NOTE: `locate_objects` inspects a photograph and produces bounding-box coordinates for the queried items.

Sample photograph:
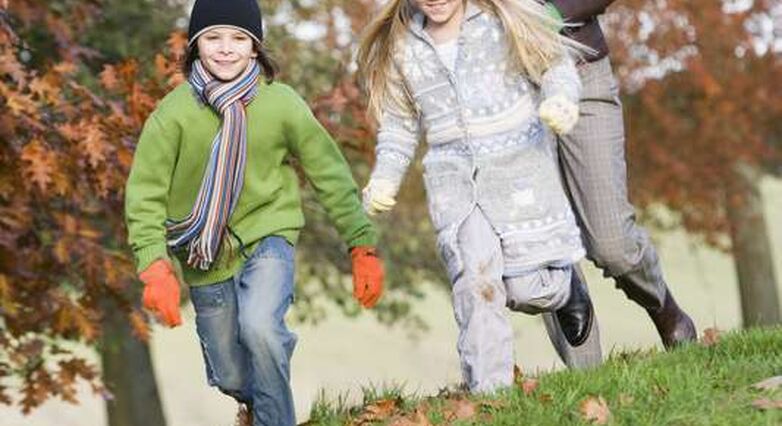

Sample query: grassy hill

[305,327,782,425]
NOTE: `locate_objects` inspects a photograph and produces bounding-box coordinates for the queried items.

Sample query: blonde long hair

[357,0,587,120]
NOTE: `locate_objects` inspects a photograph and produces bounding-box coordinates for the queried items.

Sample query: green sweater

[125,80,377,286]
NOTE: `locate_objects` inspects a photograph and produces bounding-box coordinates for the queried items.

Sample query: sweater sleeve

[368,62,421,195]
[540,52,582,104]
[124,111,180,273]
[283,87,378,248]
[548,0,617,23]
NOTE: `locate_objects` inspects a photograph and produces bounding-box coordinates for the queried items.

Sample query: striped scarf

[166,59,261,270]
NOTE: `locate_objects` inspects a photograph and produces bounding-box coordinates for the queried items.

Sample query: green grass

[304,327,782,425]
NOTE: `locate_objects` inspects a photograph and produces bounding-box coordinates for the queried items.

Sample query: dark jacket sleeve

[550,0,617,22]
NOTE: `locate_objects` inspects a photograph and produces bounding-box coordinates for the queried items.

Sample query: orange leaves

[129,310,151,342]
[388,408,433,426]
[441,398,477,421]
[4,90,37,116]
[701,327,721,347]
[514,364,540,396]
[0,50,27,84]
[51,61,77,77]
[52,294,99,343]
[27,76,60,105]
[20,139,58,192]
[81,122,109,169]
[0,0,160,413]
[353,397,401,425]
[99,64,120,91]
[580,395,612,424]
[166,31,188,59]
[15,354,100,414]
[607,0,782,246]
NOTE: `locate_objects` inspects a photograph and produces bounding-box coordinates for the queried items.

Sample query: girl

[124,0,384,424]
[358,0,595,392]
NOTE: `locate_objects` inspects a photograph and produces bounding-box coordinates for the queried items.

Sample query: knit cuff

[347,232,379,250]
[134,243,170,275]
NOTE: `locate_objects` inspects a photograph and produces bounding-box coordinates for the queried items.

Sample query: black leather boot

[647,290,697,350]
[555,270,595,347]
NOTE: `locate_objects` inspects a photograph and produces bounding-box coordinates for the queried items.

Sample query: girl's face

[413,0,464,26]
[196,27,257,81]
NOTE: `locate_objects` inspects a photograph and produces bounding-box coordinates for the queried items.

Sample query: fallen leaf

[752,376,782,392]
[354,398,398,424]
[388,408,432,426]
[701,327,720,347]
[521,378,539,395]
[452,398,477,419]
[442,398,477,421]
[538,393,553,404]
[580,396,610,425]
[752,398,782,411]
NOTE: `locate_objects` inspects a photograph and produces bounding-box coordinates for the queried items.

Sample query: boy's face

[197,27,257,81]
[413,0,464,26]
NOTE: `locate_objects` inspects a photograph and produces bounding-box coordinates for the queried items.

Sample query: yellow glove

[539,94,580,135]
[362,178,397,216]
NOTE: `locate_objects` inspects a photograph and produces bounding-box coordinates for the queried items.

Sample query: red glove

[140,259,182,327]
[350,246,384,308]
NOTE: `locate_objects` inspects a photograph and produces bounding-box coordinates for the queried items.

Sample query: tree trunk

[100,298,167,426]
[725,162,781,327]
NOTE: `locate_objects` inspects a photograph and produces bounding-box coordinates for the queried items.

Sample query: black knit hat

[188,0,264,46]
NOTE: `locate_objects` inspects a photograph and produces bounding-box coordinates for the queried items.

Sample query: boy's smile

[197,26,258,81]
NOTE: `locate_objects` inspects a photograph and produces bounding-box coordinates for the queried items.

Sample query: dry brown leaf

[752,376,782,392]
[166,31,188,57]
[354,398,398,424]
[442,398,477,421]
[52,61,77,76]
[452,398,477,419]
[752,398,782,411]
[701,327,721,347]
[129,310,151,342]
[521,378,539,395]
[21,139,57,191]
[388,408,432,426]
[580,396,611,425]
[99,65,119,91]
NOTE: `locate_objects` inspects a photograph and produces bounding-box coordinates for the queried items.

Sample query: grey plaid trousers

[558,57,668,310]
[542,57,673,370]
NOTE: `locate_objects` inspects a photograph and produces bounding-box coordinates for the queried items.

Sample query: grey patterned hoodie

[369,2,585,278]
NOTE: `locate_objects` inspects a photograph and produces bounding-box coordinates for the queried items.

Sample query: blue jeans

[189,236,297,426]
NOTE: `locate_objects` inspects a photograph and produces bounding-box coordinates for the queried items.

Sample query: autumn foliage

[1,0,779,414]
[604,0,782,245]
[0,1,186,411]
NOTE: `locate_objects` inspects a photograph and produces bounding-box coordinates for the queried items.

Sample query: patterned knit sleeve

[368,62,421,194]
[540,52,582,104]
